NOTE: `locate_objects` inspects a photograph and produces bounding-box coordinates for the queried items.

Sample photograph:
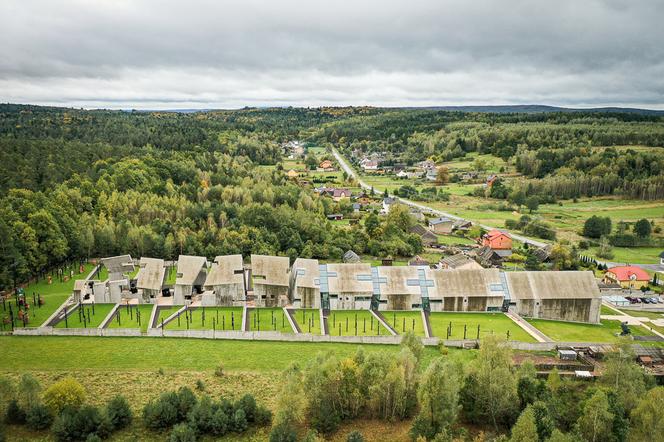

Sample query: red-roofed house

[604,266,650,289]
[481,230,512,251]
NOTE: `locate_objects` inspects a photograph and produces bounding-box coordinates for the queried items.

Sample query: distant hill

[413,104,664,115]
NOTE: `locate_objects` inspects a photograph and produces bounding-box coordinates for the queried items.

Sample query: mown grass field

[327,310,383,336]
[165,307,243,331]
[54,303,116,328]
[248,308,293,333]
[106,304,156,332]
[619,309,664,320]
[429,312,535,342]
[292,308,323,334]
[383,311,426,336]
[527,318,656,343]
[154,305,181,327]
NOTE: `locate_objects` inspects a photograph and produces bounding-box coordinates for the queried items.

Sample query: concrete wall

[254,285,289,307]
[386,294,414,310]
[296,287,320,309]
[212,283,245,306]
[331,293,371,310]
[516,298,600,324]
[173,284,190,304]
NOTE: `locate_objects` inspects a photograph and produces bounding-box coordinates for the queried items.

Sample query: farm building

[319,159,335,171]
[290,258,321,308]
[251,254,290,307]
[428,268,506,312]
[452,219,473,232]
[506,271,601,323]
[438,254,483,270]
[173,255,207,304]
[322,263,374,310]
[428,216,455,234]
[603,265,650,289]
[136,257,166,303]
[409,224,438,246]
[203,255,245,306]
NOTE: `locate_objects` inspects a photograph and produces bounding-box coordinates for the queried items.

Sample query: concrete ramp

[505,311,552,343]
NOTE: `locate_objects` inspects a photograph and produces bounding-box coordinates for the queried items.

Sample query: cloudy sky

[1,0,663,109]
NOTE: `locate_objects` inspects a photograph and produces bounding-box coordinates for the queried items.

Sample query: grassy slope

[327,310,385,336]
[383,311,426,336]
[292,309,323,335]
[106,304,156,332]
[429,312,535,342]
[165,307,243,331]
[54,303,117,328]
[527,318,656,343]
[248,308,293,333]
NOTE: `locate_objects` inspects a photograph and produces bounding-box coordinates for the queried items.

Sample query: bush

[236,394,257,422]
[310,399,340,435]
[187,396,215,435]
[169,423,197,442]
[43,378,86,414]
[52,405,110,442]
[254,405,273,426]
[106,395,132,430]
[231,408,248,433]
[347,430,365,442]
[195,379,205,391]
[143,394,179,430]
[26,404,53,430]
[5,399,26,425]
[214,364,224,377]
[176,387,197,421]
[209,409,229,436]
[269,421,298,442]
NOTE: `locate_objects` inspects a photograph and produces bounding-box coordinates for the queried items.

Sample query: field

[247,308,293,333]
[327,310,384,336]
[106,304,156,332]
[619,309,664,320]
[526,318,657,343]
[54,303,117,328]
[428,312,535,342]
[292,308,323,334]
[383,311,426,336]
[164,307,243,331]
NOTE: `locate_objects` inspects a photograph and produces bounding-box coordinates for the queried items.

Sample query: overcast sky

[1,0,663,109]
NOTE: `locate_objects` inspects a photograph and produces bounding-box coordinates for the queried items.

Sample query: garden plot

[105,304,155,332]
[382,311,427,336]
[247,308,293,333]
[54,303,117,328]
[291,309,322,334]
[327,310,385,337]
[164,307,243,331]
[428,312,535,342]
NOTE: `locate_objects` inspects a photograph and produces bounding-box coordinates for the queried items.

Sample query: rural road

[331,148,548,248]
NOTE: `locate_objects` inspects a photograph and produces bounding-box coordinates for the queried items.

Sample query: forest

[1,104,663,290]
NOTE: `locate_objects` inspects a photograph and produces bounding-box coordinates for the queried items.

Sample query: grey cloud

[1,0,663,109]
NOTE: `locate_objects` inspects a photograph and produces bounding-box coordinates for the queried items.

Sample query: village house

[485,174,498,187]
[382,196,397,214]
[317,187,351,201]
[425,167,438,181]
[286,169,299,179]
[481,229,512,256]
[360,159,379,171]
[318,159,335,171]
[396,170,423,179]
[409,224,438,246]
[473,246,504,267]
[603,265,651,290]
[326,213,344,221]
[452,219,473,232]
[428,216,455,234]
[461,171,479,181]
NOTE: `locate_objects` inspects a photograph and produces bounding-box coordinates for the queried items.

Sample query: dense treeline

[0,105,426,291]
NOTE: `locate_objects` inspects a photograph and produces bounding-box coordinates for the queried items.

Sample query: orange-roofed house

[481,230,512,255]
[319,160,335,171]
[604,266,650,289]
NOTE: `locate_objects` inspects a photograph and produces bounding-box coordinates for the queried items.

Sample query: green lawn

[248,308,293,333]
[154,306,181,328]
[601,304,622,316]
[0,336,469,372]
[588,246,663,265]
[292,309,322,335]
[106,304,156,332]
[383,311,426,336]
[527,319,656,343]
[619,309,664,320]
[164,307,243,331]
[6,263,98,328]
[429,312,535,342]
[54,303,117,328]
[327,310,383,336]
[164,266,177,285]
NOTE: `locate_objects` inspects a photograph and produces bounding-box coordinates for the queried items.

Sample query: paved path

[505,310,552,342]
[332,148,548,247]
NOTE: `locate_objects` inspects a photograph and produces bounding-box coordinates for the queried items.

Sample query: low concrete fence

[9,327,618,350]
